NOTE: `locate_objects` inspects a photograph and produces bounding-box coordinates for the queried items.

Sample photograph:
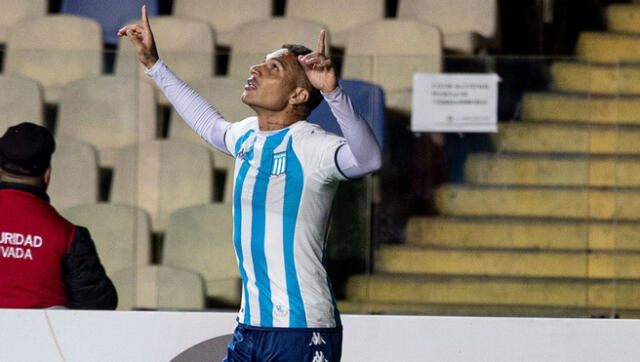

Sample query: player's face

[241,49,302,112]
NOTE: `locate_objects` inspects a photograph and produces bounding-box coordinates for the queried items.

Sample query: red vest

[0,189,76,308]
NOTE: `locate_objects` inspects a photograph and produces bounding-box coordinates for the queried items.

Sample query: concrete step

[376,246,640,278]
[607,5,640,34]
[523,92,640,124]
[338,301,640,318]
[406,217,640,250]
[346,274,640,308]
[550,62,640,95]
[435,184,640,220]
[465,153,640,187]
[576,32,640,63]
[496,122,640,154]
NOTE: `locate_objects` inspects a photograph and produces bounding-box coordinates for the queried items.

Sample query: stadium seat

[0,75,43,131]
[168,76,249,202]
[397,0,498,54]
[60,203,152,276]
[116,16,216,105]
[60,0,159,45]
[285,0,385,47]
[5,15,102,103]
[111,265,205,310]
[308,79,385,146]
[49,138,99,210]
[342,19,442,112]
[163,203,241,305]
[0,0,47,45]
[227,18,329,78]
[56,76,157,167]
[173,0,272,46]
[110,140,214,232]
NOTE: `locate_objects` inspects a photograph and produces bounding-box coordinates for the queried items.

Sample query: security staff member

[0,122,117,309]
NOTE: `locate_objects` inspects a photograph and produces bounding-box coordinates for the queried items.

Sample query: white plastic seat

[398,0,498,54]
[285,0,385,47]
[0,76,43,131]
[60,203,152,276]
[56,76,157,167]
[342,19,442,111]
[173,0,272,46]
[228,18,328,78]
[116,16,216,105]
[163,203,240,305]
[111,265,206,310]
[110,140,214,232]
[0,0,47,44]
[49,138,99,210]
[5,15,102,103]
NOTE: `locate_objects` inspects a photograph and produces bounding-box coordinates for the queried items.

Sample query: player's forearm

[145,59,230,153]
[322,87,382,178]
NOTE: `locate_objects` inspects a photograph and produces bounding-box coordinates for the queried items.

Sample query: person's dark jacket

[0,182,117,309]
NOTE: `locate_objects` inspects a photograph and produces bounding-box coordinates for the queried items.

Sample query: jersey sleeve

[224,117,258,157]
[296,126,347,183]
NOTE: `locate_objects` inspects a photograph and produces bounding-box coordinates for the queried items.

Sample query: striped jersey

[224,116,347,329]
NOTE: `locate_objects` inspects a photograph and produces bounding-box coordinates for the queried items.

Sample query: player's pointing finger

[316,30,326,55]
[142,5,150,29]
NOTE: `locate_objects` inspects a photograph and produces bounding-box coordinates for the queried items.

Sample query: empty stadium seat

[111,265,205,310]
[285,0,385,47]
[398,0,498,54]
[342,19,442,112]
[49,138,99,210]
[60,203,152,276]
[110,140,214,232]
[228,18,328,78]
[60,0,159,45]
[163,203,240,305]
[168,76,249,201]
[56,76,157,167]
[0,0,47,45]
[0,76,43,131]
[5,15,102,103]
[308,79,385,146]
[116,16,216,105]
[173,0,272,46]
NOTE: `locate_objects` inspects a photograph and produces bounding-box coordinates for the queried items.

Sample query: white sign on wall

[411,73,500,133]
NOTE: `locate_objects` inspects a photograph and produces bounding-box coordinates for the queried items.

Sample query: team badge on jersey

[272,152,287,175]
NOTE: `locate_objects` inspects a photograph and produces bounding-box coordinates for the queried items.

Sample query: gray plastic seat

[0,76,43,131]
[285,0,385,47]
[164,203,240,305]
[5,15,102,103]
[228,18,328,78]
[110,140,214,232]
[60,203,152,276]
[56,76,157,167]
[0,0,47,44]
[173,0,272,46]
[49,138,99,210]
[112,265,206,310]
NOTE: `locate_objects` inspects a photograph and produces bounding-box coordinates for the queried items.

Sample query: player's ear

[289,87,309,106]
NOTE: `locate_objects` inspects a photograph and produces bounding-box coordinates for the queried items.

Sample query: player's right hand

[117,5,159,69]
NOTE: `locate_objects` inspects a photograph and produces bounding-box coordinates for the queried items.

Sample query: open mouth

[245,77,257,90]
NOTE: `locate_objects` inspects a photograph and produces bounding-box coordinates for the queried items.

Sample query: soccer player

[119,6,381,361]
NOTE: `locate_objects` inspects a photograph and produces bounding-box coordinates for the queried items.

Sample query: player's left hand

[298,30,337,94]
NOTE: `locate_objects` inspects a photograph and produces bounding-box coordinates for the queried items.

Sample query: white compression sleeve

[145,59,231,154]
[322,87,382,179]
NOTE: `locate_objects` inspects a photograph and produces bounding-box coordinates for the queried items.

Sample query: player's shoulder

[291,120,342,142]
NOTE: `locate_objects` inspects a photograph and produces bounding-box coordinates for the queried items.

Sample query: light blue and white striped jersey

[224,116,347,329]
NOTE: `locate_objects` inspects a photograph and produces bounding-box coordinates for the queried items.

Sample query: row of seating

[1,14,441,111]
[0,0,498,52]
[60,202,238,310]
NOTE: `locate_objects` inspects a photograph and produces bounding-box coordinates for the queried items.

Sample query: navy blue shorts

[222,323,342,362]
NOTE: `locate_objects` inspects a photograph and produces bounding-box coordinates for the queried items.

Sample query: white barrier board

[411,73,499,133]
[1,310,640,362]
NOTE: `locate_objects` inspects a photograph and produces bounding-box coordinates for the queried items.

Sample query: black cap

[0,122,55,176]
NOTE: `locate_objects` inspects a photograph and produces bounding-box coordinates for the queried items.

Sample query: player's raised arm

[298,30,338,94]
[117,5,159,69]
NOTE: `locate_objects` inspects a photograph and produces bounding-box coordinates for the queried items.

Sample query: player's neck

[255,109,301,131]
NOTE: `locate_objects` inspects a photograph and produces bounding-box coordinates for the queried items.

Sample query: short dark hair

[0,122,55,177]
[282,44,323,115]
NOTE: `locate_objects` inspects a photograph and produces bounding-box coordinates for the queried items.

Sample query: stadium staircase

[341,2,640,318]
